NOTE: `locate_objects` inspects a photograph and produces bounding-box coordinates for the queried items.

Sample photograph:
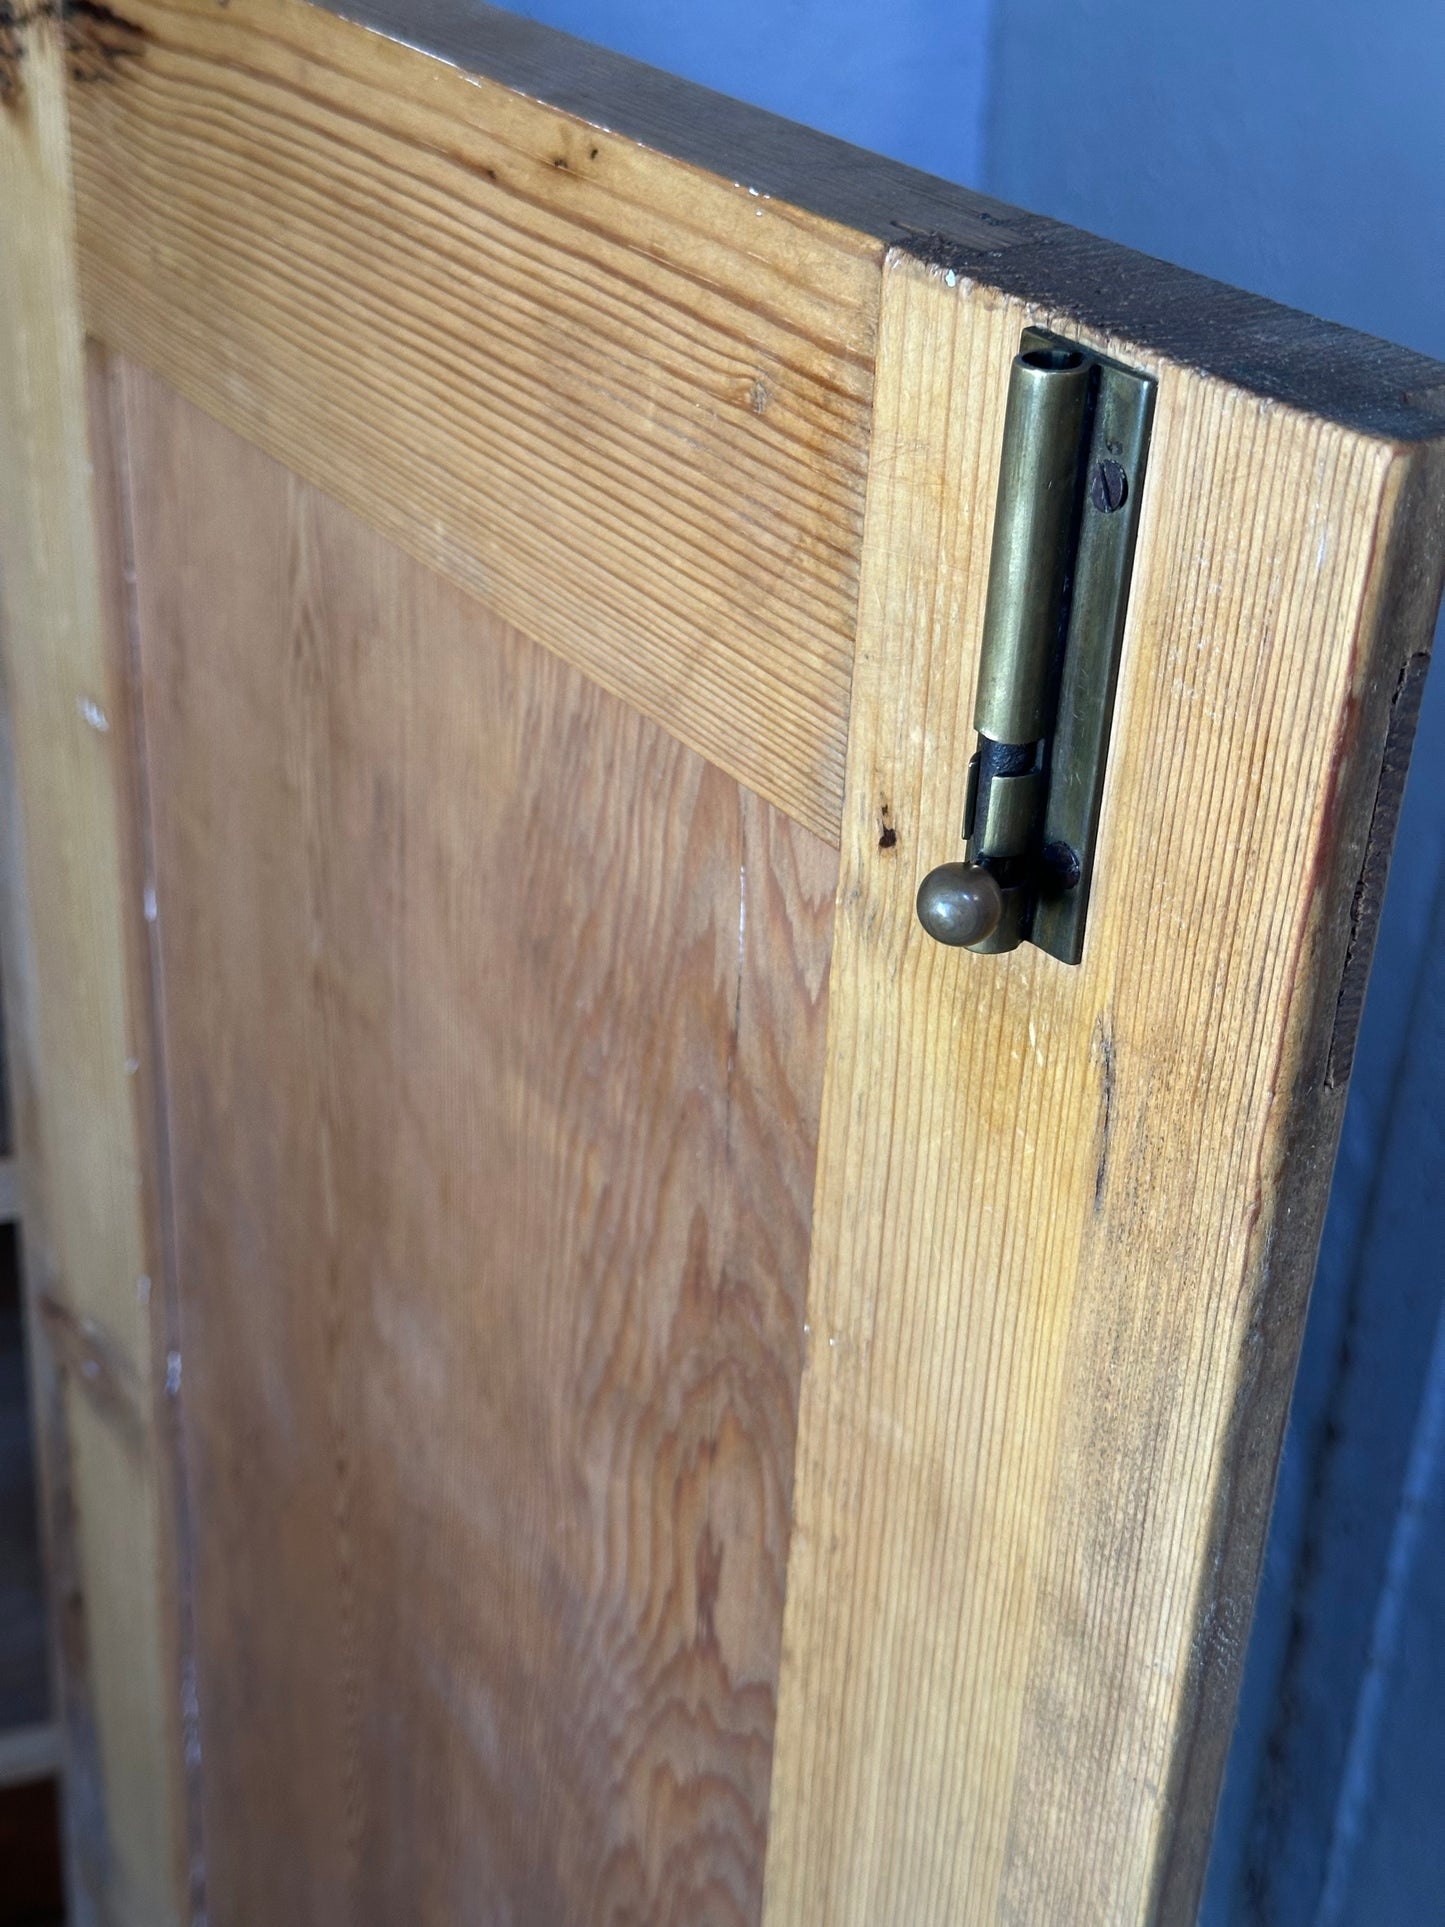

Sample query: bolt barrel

[972,347,1091,745]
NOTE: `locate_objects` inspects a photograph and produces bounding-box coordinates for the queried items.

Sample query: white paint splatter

[77,696,109,732]
[165,1350,182,1396]
[143,884,157,923]
[124,1056,139,1076]
[737,862,748,974]
[945,269,958,288]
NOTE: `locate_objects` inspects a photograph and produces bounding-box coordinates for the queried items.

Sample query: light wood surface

[762,251,1445,1927]
[118,358,837,1926]
[0,23,186,1927]
[68,0,883,844]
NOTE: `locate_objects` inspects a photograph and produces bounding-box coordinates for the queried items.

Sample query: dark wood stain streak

[1092,1012,1115,1213]
[1328,650,1431,1087]
[121,361,837,1927]
[0,6,27,108]
[63,0,147,83]
[0,0,65,107]
[0,0,147,105]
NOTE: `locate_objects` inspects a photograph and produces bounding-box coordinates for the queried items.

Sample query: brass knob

[915,862,1003,948]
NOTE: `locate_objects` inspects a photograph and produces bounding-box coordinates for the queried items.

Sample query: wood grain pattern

[330,0,1026,257]
[64,0,1445,858]
[10,3,1445,1917]
[763,252,1445,1927]
[0,26,186,1926]
[68,0,883,844]
[118,357,838,1927]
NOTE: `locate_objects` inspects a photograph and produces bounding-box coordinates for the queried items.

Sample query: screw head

[1090,459,1128,514]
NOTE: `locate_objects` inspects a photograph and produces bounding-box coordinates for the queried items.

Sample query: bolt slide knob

[915,862,1004,948]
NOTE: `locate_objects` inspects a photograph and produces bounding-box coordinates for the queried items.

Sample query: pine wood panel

[0,25,186,1925]
[117,357,838,1927]
[762,253,1445,1927]
[67,0,886,844]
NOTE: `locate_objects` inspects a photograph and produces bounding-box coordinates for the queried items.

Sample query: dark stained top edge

[333,0,1445,444]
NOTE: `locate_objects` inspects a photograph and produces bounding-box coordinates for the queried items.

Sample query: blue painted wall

[986,0,1445,359]
[498,5,1444,1917]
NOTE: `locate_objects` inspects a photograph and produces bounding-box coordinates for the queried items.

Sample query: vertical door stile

[764,250,1445,1927]
[0,19,189,1924]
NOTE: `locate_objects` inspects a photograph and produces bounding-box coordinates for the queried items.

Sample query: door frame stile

[0,20,189,1923]
[763,248,1445,1927]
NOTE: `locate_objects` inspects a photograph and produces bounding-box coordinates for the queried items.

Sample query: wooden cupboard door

[1,2,1444,1924]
